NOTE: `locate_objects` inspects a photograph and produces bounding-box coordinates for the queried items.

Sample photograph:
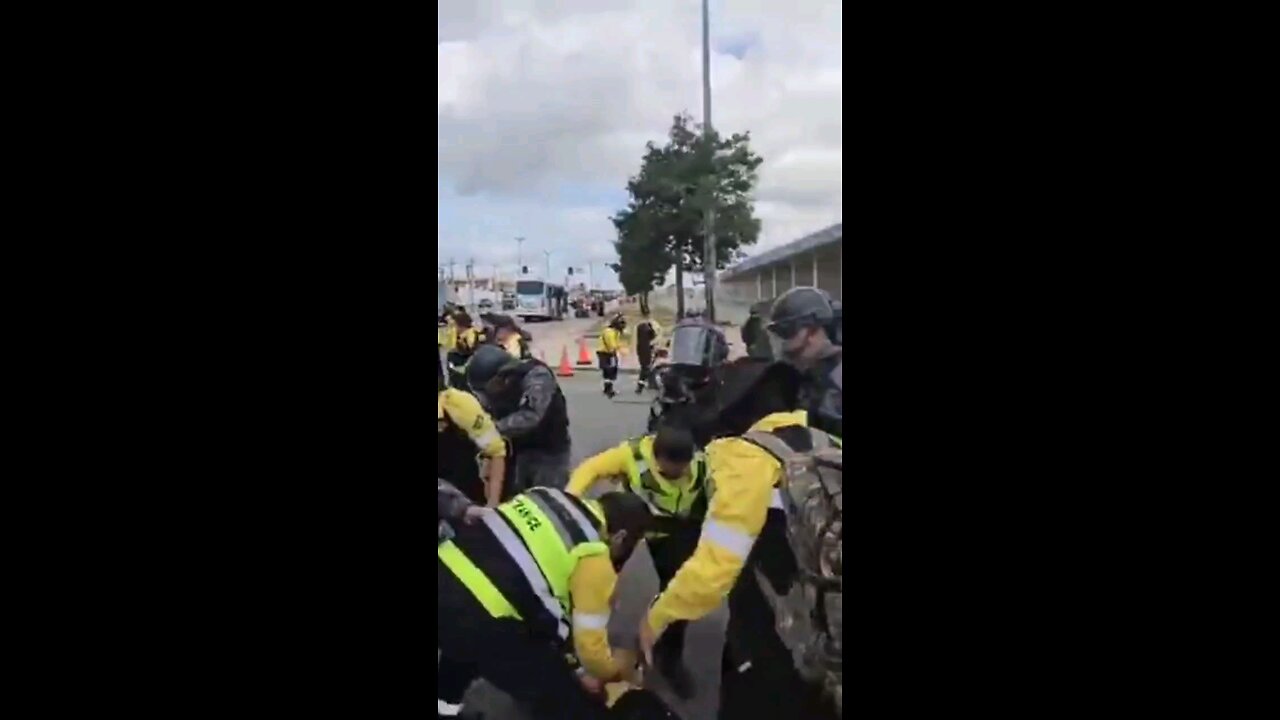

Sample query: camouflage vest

[742,428,843,713]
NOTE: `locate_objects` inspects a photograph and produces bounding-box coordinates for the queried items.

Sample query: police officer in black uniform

[466,344,572,494]
[767,287,843,440]
[646,318,730,446]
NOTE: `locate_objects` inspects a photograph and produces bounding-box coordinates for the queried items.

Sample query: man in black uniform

[633,311,658,395]
[467,344,572,493]
[646,319,729,446]
[767,287,843,440]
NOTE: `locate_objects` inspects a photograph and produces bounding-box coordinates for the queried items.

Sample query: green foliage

[611,113,763,313]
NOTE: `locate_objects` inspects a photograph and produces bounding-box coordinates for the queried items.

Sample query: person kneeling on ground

[437,489,651,720]
[567,424,707,699]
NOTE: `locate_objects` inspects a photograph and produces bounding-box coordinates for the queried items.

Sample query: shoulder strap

[741,430,804,465]
[809,428,832,451]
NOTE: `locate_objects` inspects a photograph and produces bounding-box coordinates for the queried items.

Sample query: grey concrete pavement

[454,373,726,720]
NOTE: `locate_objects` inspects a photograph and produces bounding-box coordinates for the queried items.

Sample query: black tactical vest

[799,352,842,440]
[491,360,570,453]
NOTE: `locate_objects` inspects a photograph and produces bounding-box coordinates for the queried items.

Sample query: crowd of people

[437,287,843,720]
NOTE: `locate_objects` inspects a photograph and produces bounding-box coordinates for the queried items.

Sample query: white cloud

[438,0,842,277]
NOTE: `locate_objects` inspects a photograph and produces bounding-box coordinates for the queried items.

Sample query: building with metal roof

[715,223,842,322]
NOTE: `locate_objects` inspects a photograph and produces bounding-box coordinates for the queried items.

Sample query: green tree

[609,209,670,315]
[611,113,763,317]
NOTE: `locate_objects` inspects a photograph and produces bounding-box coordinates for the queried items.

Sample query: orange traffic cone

[577,338,593,366]
[557,347,575,377]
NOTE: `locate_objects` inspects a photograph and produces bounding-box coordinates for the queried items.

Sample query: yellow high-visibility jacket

[444,316,459,352]
[437,389,506,458]
[598,327,621,353]
[644,410,807,636]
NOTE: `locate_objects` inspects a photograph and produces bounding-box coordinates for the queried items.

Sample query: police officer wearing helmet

[567,423,708,699]
[647,318,729,445]
[768,287,843,440]
[466,344,572,493]
[437,488,652,719]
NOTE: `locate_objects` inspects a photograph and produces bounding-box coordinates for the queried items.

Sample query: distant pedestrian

[598,315,626,398]
[634,311,660,394]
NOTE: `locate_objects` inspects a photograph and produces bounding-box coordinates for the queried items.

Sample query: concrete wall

[713,240,843,324]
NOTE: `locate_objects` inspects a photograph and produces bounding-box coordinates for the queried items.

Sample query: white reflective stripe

[770,489,785,510]
[438,699,463,716]
[702,519,756,557]
[573,612,610,630]
[635,459,650,478]
[531,487,601,542]
[480,511,570,640]
[473,430,501,450]
[523,489,575,547]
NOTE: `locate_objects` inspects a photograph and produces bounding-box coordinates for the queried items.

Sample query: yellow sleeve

[569,553,622,681]
[442,390,507,458]
[457,328,477,352]
[567,444,630,497]
[646,439,777,634]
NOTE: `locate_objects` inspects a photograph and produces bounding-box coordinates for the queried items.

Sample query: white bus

[515,280,567,321]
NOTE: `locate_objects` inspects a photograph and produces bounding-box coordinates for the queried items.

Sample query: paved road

[453,372,727,720]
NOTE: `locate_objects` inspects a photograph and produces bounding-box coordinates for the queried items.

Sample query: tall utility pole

[516,237,526,276]
[701,0,717,322]
[447,258,456,282]
[543,250,552,282]
[465,259,475,309]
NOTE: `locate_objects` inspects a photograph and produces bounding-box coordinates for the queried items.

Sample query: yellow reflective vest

[442,484,611,635]
[567,436,707,536]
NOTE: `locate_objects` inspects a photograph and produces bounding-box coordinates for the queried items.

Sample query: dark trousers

[717,572,840,720]
[636,349,654,385]
[597,352,618,381]
[437,559,610,720]
[647,528,698,659]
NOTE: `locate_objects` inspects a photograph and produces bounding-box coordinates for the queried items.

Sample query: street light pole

[701,0,718,323]
[543,250,552,282]
[516,237,526,276]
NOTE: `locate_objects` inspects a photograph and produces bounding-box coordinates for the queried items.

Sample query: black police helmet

[465,344,517,393]
[669,319,729,368]
[769,287,836,337]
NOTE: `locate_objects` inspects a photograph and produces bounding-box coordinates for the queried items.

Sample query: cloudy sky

[438,0,842,286]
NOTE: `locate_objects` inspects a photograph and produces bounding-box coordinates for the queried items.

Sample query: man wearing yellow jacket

[597,314,626,398]
[567,423,707,698]
[637,360,839,720]
[438,350,506,506]
[445,311,480,388]
[437,487,651,720]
